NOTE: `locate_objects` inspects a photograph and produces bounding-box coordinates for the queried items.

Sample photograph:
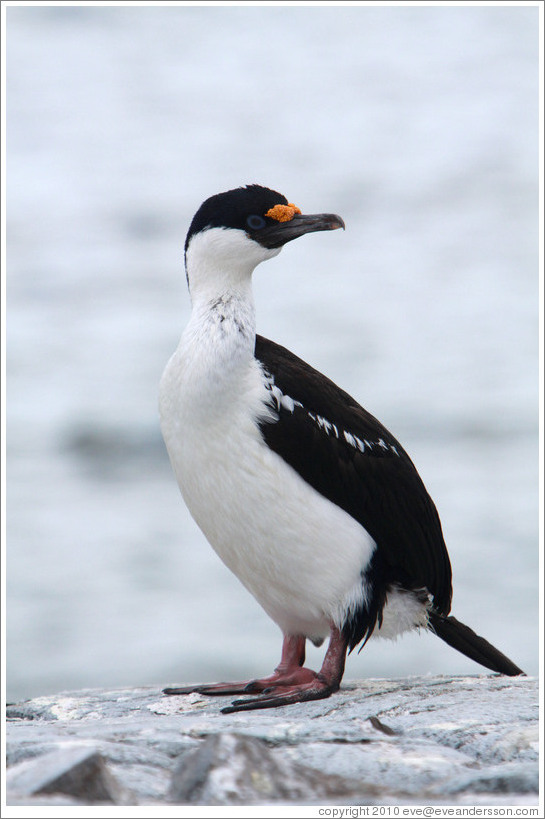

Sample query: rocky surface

[5,675,539,806]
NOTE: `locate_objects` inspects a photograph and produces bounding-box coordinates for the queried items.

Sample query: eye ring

[246,215,266,230]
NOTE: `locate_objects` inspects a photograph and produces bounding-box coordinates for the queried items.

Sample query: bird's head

[184,185,345,299]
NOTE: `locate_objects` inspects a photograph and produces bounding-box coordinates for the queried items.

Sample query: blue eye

[246,215,266,230]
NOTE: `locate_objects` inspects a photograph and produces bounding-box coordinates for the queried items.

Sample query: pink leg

[163,634,309,697]
[221,625,349,713]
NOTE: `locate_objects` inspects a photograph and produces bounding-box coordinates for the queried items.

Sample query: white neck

[185,227,280,309]
[170,228,282,416]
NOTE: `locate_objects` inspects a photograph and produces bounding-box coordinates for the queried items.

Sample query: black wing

[255,335,452,647]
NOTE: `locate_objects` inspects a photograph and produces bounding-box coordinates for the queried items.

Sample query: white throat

[185,227,280,307]
[161,227,280,426]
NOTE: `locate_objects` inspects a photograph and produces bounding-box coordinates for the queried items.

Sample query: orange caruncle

[265,203,302,222]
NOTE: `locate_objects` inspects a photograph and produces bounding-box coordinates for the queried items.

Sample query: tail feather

[428,612,524,676]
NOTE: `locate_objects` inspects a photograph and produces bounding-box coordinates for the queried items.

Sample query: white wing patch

[344,430,364,451]
[265,379,304,414]
[263,371,401,457]
[308,412,339,439]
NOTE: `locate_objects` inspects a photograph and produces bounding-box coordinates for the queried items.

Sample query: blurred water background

[6,4,540,702]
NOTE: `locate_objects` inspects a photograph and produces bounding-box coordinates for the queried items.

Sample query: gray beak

[258,213,345,249]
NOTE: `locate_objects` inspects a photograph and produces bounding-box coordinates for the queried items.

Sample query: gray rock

[5,676,539,806]
[6,795,86,806]
[167,732,378,804]
[434,762,539,796]
[6,746,126,804]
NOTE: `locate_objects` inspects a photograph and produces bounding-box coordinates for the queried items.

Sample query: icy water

[6,5,539,701]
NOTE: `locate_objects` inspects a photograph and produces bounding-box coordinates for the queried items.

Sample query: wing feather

[255,335,452,619]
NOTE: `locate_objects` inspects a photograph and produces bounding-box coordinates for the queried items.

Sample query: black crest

[185,185,288,252]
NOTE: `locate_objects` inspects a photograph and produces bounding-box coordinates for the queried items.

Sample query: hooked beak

[258,213,345,249]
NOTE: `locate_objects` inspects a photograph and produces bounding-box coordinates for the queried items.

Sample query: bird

[158,184,523,714]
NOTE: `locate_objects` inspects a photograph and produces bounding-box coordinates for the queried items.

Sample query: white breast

[159,298,376,643]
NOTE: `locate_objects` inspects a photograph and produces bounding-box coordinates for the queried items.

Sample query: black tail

[428,612,524,676]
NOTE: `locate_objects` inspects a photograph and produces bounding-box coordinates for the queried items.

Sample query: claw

[221,682,335,713]
[242,681,262,693]
[164,628,348,714]
[163,685,199,695]
[163,682,254,696]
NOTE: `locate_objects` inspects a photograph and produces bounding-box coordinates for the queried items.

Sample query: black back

[255,335,453,650]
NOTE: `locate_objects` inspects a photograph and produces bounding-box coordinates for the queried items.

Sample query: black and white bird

[159,184,523,714]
